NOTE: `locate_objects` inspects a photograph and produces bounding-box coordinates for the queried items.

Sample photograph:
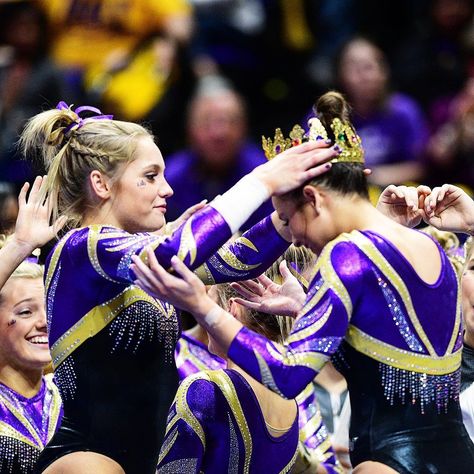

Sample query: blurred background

[2,0,474,231]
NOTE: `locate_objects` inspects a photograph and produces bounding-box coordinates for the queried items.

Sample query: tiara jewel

[262,116,364,164]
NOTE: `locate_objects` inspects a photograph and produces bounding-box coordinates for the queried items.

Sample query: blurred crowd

[2,0,474,228]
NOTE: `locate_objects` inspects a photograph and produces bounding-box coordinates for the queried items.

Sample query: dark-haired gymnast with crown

[133,90,474,474]
[19,102,337,473]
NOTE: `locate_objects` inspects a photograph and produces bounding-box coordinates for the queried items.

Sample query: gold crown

[262,117,364,164]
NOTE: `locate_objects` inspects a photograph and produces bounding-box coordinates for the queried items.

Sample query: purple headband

[56,101,114,134]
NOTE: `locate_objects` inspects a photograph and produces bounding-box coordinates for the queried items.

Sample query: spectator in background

[0,181,18,236]
[426,77,474,190]
[392,0,474,114]
[0,1,70,184]
[37,0,193,109]
[335,36,428,188]
[165,76,274,231]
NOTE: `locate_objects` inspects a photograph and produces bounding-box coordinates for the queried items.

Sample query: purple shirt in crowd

[164,142,274,231]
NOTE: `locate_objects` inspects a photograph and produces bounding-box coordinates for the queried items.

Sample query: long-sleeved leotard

[34,207,289,474]
[0,375,62,474]
[175,331,342,473]
[228,230,474,472]
[157,369,299,474]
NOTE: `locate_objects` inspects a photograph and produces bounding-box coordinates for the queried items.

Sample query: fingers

[425,185,446,214]
[30,175,43,198]
[255,273,275,288]
[52,215,68,234]
[404,186,419,211]
[230,282,261,301]
[232,297,261,310]
[303,162,332,181]
[180,200,207,219]
[17,182,29,207]
[290,140,330,154]
[301,145,339,169]
[378,184,400,201]
[416,184,431,196]
[131,254,164,293]
[170,255,199,284]
[380,185,419,209]
[242,278,267,295]
[279,260,293,280]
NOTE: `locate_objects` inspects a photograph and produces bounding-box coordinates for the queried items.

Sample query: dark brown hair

[286,91,369,203]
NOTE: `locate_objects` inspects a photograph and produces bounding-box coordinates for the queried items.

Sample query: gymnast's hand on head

[252,141,339,196]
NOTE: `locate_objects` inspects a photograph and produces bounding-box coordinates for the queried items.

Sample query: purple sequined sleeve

[228,239,364,399]
[195,215,290,284]
[85,205,232,284]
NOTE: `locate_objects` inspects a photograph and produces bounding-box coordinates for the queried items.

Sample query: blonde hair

[214,245,317,344]
[420,226,464,276]
[464,236,474,266]
[19,106,152,227]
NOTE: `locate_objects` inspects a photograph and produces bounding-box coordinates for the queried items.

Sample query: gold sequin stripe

[176,216,197,265]
[176,340,212,373]
[295,382,314,405]
[207,370,253,474]
[308,233,354,317]
[0,421,37,448]
[51,287,161,368]
[312,437,335,462]
[216,245,261,272]
[194,262,215,285]
[87,225,122,283]
[0,393,43,448]
[45,375,62,441]
[288,303,333,344]
[347,325,461,375]
[157,427,180,465]
[104,234,154,253]
[350,231,437,356]
[239,237,258,252]
[296,282,329,323]
[266,341,329,370]
[446,276,462,355]
[169,373,206,448]
[279,444,299,474]
[298,409,323,442]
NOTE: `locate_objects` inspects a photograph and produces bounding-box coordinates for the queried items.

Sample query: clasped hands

[376,183,474,235]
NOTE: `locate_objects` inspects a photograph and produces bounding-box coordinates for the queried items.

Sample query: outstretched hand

[230,260,306,318]
[423,184,474,234]
[13,176,67,251]
[131,249,212,315]
[158,200,208,236]
[376,184,431,228]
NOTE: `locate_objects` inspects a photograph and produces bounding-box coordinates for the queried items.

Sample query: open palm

[231,261,306,318]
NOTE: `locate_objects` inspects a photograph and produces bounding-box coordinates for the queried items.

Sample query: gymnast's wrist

[194,298,218,320]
